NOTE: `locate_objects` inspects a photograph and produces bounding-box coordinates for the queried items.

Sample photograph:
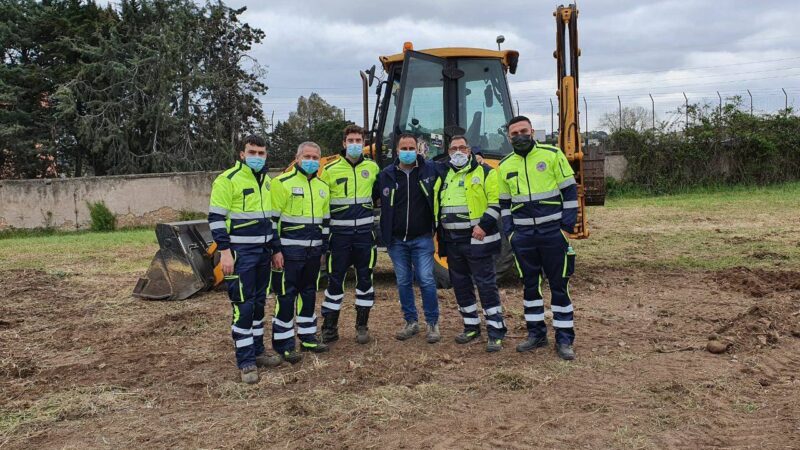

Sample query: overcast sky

[222,0,800,131]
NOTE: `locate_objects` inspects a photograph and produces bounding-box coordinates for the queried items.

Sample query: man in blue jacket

[378,133,442,343]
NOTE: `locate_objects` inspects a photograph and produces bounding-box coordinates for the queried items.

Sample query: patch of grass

[613,424,654,449]
[578,181,800,271]
[734,400,760,414]
[0,228,156,274]
[0,227,80,240]
[491,370,535,391]
[0,385,155,438]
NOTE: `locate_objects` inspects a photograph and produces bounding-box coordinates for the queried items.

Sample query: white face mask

[449,151,469,168]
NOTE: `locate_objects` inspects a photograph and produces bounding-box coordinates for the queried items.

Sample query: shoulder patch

[225,165,242,180]
[277,170,298,183]
[538,144,560,153]
[499,153,516,165]
[324,157,342,169]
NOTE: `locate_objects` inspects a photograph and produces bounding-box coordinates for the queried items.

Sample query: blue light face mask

[300,159,320,174]
[346,143,363,158]
[398,150,417,164]
[245,156,266,172]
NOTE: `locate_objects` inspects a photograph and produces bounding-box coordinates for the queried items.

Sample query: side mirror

[442,67,464,80]
[484,85,494,107]
[366,65,377,87]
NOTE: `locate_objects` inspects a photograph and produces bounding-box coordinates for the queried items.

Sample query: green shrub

[608,103,800,194]
[87,201,116,232]
[177,210,206,221]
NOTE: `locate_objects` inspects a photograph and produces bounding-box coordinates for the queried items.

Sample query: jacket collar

[448,155,478,174]
[342,153,364,167]
[237,160,268,178]
[294,164,318,180]
[512,140,539,158]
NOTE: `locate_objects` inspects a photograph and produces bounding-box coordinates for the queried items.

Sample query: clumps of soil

[713,267,800,298]
[709,302,800,354]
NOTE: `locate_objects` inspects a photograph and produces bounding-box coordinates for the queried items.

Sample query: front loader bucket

[132,220,222,300]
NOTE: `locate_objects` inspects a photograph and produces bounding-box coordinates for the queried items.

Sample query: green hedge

[609,105,800,194]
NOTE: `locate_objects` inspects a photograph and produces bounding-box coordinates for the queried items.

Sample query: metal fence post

[782,88,788,110]
[617,96,622,130]
[683,92,689,130]
[747,89,753,115]
[649,93,655,130]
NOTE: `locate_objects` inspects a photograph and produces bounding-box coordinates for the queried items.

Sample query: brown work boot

[240,365,258,384]
[426,323,441,344]
[255,352,282,368]
[395,321,419,341]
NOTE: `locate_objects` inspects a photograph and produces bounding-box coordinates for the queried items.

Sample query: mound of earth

[712,267,800,298]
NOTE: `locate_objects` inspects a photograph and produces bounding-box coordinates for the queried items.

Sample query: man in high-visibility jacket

[498,116,578,361]
[319,125,380,345]
[435,135,506,352]
[208,134,282,384]
[270,141,331,363]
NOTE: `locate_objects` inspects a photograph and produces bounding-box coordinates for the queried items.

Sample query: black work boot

[556,343,576,360]
[516,336,549,353]
[320,311,340,344]
[300,340,330,353]
[355,306,371,345]
[454,329,481,344]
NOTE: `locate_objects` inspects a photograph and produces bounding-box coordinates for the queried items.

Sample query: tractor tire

[433,235,516,289]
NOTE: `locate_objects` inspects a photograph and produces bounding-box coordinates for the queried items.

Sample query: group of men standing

[208,117,579,384]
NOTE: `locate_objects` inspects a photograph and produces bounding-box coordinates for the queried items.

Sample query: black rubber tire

[433,258,452,289]
[433,236,515,289]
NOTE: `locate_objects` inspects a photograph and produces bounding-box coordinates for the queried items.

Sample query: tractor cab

[363,44,520,167]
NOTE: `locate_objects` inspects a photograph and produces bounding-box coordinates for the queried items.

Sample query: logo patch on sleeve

[361,170,370,178]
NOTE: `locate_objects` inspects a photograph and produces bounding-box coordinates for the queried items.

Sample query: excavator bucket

[132,220,223,300]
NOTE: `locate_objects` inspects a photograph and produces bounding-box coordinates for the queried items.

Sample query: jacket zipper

[308,176,315,246]
[258,172,267,244]
[403,170,410,241]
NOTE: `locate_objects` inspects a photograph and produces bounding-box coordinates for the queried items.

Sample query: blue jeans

[387,235,439,325]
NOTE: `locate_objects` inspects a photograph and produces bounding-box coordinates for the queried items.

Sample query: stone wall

[0,170,282,230]
[604,154,628,181]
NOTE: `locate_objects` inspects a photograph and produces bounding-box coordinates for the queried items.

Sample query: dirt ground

[2,187,800,449]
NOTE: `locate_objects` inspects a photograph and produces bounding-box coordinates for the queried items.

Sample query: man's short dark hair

[507,116,532,128]
[449,135,469,147]
[243,134,267,149]
[396,133,418,146]
[342,124,365,140]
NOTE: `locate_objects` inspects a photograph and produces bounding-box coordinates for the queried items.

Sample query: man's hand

[272,252,284,270]
[220,249,234,275]
[321,254,327,267]
[561,229,571,240]
[475,154,485,164]
[472,225,486,241]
